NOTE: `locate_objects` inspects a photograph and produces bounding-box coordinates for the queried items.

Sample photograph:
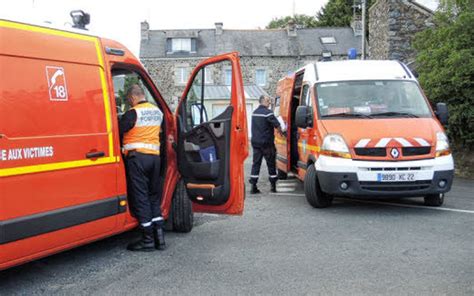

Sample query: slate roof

[411,0,438,12]
[140,27,363,58]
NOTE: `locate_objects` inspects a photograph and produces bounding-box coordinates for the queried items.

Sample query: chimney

[141,20,149,41]
[287,19,297,37]
[215,22,223,35]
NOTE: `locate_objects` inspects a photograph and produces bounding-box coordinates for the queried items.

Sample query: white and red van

[274,60,454,208]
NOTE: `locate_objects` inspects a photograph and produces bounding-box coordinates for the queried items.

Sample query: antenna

[292,0,296,17]
[352,0,364,58]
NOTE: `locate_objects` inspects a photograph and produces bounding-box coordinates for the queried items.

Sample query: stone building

[140,22,363,112]
[369,0,435,64]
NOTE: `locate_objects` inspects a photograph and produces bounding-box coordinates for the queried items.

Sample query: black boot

[127,227,155,252]
[250,184,261,194]
[270,182,277,193]
[154,225,166,250]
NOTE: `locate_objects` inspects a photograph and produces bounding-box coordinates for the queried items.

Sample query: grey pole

[361,0,366,59]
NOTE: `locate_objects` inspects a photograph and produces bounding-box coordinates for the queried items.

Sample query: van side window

[274,96,281,117]
[112,70,157,116]
[300,84,311,106]
[184,61,232,130]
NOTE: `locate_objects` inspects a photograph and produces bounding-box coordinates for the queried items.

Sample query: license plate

[377,172,416,182]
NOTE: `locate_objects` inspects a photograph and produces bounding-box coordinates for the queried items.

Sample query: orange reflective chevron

[122,102,162,155]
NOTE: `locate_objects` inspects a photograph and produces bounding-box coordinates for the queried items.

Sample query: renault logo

[390,148,400,159]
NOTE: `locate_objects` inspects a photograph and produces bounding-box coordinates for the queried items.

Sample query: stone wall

[369,0,433,63]
[142,55,343,110]
[369,0,390,59]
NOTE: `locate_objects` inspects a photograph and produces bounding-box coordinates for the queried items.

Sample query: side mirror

[435,102,448,125]
[295,105,312,128]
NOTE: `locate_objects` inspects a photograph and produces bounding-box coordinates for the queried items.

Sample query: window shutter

[191,38,197,52]
[166,39,172,53]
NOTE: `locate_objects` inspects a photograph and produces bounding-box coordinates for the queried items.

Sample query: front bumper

[315,155,454,198]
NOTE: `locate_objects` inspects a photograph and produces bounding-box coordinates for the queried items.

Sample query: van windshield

[316,80,432,119]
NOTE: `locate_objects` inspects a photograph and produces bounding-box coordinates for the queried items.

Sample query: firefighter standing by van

[249,95,283,194]
[120,84,166,252]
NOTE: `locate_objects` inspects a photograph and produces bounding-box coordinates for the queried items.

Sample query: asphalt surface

[1,159,473,295]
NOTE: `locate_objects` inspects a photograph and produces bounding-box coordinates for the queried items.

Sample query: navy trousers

[125,152,163,228]
[249,144,278,185]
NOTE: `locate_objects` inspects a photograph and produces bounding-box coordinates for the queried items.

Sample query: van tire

[424,193,444,207]
[172,179,194,232]
[304,164,333,208]
[278,169,288,180]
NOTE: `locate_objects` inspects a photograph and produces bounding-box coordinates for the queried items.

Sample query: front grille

[355,148,386,157]
[359,180,432,192]
[402,146,431,156]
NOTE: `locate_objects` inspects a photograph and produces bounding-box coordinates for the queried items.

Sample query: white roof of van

[314,60,415,83]
[1,17,99,38]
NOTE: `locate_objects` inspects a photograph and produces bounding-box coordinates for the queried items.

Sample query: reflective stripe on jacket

[122,102,163,155]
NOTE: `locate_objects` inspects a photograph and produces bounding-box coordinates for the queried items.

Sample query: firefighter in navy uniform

[249,95,283,194]
[119,84,166,252]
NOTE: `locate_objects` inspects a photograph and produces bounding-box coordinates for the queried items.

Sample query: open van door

[176,52,248,215]
[275,76,294,173]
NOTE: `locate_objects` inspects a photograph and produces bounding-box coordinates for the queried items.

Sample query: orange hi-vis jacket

[122,102,163,155]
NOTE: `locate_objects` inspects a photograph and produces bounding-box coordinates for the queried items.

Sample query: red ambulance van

[0,20,248,270]
[274,60,454,208]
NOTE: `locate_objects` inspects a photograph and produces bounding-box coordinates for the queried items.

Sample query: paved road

[1,160,473,295]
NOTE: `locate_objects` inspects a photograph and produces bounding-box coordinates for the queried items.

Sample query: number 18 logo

[46,66,68,101]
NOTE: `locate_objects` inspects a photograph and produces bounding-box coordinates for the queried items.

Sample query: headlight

[435,132,451,157]
[320,134,351,159]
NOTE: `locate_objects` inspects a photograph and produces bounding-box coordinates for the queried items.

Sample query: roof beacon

[70,10,90,30]
[348,48,357,59]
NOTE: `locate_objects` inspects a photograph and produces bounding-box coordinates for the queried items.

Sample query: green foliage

[316,0,353,27]
[266,0,376,31]
[266,14,318,29]
[316,0,374,27]
[413,2,474,147]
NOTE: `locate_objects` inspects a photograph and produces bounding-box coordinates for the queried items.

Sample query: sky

[0,0,328,56]
[1,0,439,57]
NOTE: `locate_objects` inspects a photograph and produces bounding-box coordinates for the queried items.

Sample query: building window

[177,67,189,84]
[171,38,192,52]
[204,67,213,84]
[320,36,336,44]
[256,69,267,86]
[224,69,232,86]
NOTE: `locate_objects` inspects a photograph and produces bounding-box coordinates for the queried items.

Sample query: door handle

[86,151,105,159]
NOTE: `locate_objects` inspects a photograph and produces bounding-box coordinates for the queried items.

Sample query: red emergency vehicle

[0,20,248,270]
[274,61,454,208]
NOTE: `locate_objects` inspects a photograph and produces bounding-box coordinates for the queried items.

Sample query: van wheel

[172,179,194,232]
[278,169,288,180]
[424,193,444,207]
[304,164,333,208]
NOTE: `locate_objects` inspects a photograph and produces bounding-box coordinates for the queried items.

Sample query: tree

[266,14,318,29]
[316,0,353,27]
[266,0,376,30]
[315,0,374,33]
[413,0,474,147]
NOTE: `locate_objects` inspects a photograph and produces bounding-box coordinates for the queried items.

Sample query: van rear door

[176,52,248,215]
